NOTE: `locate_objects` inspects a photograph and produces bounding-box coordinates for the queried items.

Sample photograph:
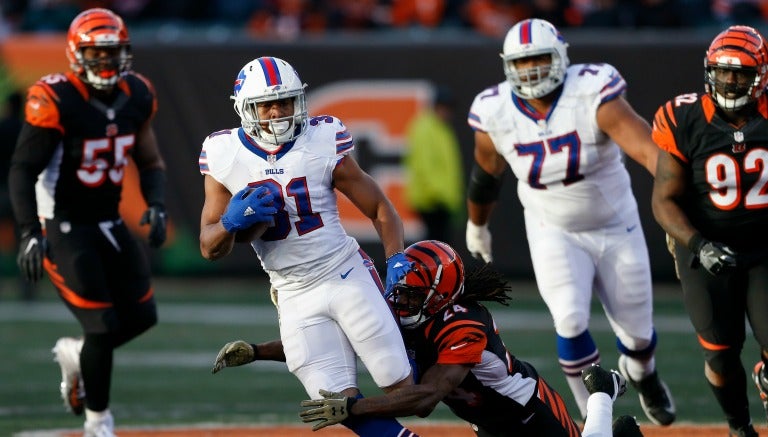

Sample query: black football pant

[675,244,768,428]
[45,218,158,412]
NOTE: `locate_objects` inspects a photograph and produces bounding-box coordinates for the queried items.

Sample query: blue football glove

[221,186,277,234]
[385,252,413,292]
[139,205,167,248]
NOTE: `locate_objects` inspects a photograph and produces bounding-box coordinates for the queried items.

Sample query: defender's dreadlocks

[460,263,512,306]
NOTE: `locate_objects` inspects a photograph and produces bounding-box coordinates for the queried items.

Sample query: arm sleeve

[139,167,166,208]
[8,123,61,233]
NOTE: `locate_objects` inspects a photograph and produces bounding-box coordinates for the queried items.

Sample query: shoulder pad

[25,81,62,132]
[305,115,354,157]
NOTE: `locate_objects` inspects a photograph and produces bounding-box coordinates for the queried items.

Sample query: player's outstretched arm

[211,339,286,374]
[299,363,470,430]
[596,96,658,176]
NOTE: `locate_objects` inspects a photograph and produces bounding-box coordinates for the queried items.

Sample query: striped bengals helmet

[705,25,768,111]
[387,240,465,329]
[66,8,132,90]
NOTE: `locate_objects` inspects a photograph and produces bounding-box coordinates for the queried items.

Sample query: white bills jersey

[199,117,412,394]
[468,63,638,232]
[199,116,359,280]
[470,64,656,418]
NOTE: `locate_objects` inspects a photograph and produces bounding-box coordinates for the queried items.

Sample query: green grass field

[1,276,765,435]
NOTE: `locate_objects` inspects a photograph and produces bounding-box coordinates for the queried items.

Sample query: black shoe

[612,415,643,437]
[581,363,626,401]
[729,423,758,437]
[618,356,676,426]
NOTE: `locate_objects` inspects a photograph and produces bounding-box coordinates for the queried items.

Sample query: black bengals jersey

[10,71,157,228]
[653,93,768,251]
[403,301,543,433]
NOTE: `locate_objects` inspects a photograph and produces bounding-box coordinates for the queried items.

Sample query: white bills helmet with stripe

[501,18,569,99]
[231,57,308,146]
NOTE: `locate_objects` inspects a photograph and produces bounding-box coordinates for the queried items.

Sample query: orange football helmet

[705,25,768,111]
[66,8,132,90]
[387,240,465,329]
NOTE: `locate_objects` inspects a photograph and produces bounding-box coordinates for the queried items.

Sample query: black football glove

[690,235,737,276]
[17,229,48,283]
[139,205,167,248]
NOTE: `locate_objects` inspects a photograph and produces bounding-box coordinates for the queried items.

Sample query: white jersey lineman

[469,63,655,415]
[199,117,411,397]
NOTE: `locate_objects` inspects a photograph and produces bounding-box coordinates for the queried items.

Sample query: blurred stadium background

[2,1,768,435]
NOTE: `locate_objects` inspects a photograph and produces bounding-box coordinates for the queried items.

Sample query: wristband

[687,233,705,253]
[346,396,358,416]
[250,343,260,362]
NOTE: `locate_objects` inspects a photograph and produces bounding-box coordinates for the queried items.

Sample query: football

[234,221,269,243]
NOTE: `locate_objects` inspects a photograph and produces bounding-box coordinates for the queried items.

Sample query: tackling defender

[215,240,644,437]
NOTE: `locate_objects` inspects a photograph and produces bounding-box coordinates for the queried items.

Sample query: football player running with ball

[215,241,645,437]
[198,56,418,437]
[464,18,675,425]
[652,25,768,437]
[8,8,167,436]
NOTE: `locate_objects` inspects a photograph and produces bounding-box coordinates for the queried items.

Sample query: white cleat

[84,410,116,437]
[52,336,85,415]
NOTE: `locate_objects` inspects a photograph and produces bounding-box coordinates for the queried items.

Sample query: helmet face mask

[66,8,131,91]
[231,57,308,147]
[389,284,432,328]
[501,19,569,99]
[386,240,465,329]
[704,25,768,111]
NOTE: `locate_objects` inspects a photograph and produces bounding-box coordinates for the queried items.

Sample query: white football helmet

[500,18,569,99]
[231,57,308,147]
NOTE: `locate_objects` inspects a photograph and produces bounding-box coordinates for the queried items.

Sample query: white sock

[623,355,655,380]
[85,407,110,422]
[566,373,591,418]
[581,393,612,437]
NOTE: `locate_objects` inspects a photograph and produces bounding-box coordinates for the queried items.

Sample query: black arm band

[467,163,503,204]
[346,396,358,416]
[687,233,705,253]
[249,344,260,362]
[139,167,166,208]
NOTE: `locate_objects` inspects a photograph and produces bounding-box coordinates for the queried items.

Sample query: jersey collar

[238,128,295,162]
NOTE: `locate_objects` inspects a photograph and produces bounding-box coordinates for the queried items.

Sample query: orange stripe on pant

[44,258,113,309]
[698,334,730,351]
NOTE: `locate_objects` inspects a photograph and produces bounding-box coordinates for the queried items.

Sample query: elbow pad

[467,163,503,204]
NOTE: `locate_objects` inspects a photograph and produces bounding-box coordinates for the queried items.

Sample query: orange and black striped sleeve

[651,101,688,163]
[434,320,487,365]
